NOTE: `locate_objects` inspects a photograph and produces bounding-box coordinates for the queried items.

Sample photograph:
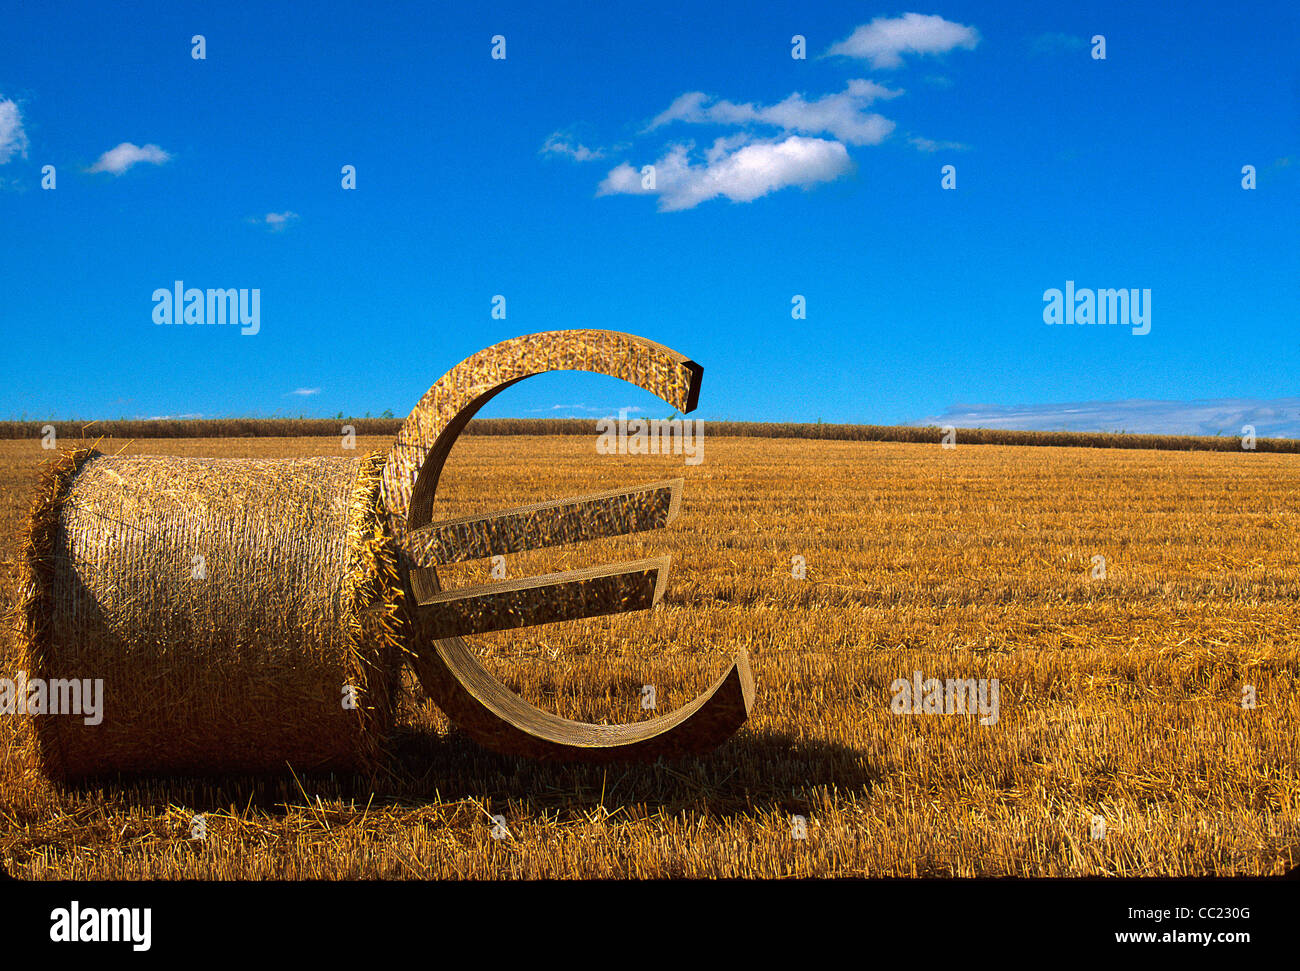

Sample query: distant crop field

[3,418,1299,452]
[1,432,1297,877]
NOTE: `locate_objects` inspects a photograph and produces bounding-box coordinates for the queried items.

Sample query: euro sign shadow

[388,725,876,818]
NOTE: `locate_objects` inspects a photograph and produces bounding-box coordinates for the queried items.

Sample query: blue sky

[1,1,1296,432]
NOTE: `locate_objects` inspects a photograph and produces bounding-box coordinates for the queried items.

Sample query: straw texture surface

[16,448,401,779]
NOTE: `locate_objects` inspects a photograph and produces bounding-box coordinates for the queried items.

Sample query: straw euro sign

[378,330,754,761]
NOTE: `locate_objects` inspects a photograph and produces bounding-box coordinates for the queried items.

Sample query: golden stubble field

[1,432,1297,877]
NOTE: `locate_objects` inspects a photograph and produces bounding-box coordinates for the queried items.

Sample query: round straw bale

[13,448,403,779]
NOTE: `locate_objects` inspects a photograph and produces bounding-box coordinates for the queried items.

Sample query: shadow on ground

[33,728,876,821]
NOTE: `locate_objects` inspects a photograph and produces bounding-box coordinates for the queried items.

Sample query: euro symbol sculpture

[16,329,753,779]
[381,329,755,761]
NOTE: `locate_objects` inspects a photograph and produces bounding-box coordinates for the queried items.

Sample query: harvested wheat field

[1,431,1297,878]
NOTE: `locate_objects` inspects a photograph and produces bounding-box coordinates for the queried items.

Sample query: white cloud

[919,398,1300,438]
[247,211,300,231]
[703,132,753,163]
[598,135,851,211]
[287,387,321,397]
[87,142,171,175]
[263,211,299,229]
[648,79,901,146]
[580,31,973,212]
[540,132,605,161]
[597,162,648,197]
[908,135,970,153]
[0,98,29,164]
[828,13,980,69]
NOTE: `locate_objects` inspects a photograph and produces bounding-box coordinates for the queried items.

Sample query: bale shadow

[38,727,875,822]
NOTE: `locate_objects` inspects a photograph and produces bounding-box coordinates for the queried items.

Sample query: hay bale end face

[16,448,402,779]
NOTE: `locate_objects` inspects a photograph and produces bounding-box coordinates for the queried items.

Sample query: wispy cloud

[0,97,29,165]
[646,79,901,146]
[1028,32,1088,56]
[286,387,320,397]
[249,211,300,231]
[540,131,605,161]
[908,135,970,153]
[87,142,171,175]
[527,403,647,414]
[597,135,851,212]
[919,398,1300,438]
[827,13,980,69]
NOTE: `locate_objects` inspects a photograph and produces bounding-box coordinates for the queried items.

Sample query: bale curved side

[14,448,402,779]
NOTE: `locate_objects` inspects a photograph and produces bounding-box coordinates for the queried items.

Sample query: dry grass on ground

[1,433,1296,877]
